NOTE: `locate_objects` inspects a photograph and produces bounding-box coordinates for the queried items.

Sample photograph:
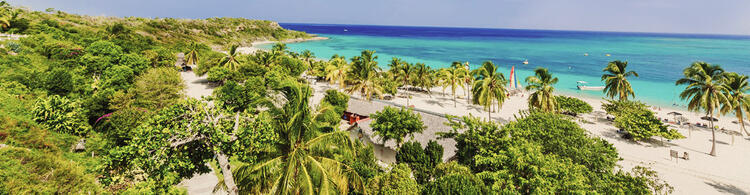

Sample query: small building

[345,97,458,162]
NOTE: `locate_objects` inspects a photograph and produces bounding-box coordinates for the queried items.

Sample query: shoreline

[236,36,329,54]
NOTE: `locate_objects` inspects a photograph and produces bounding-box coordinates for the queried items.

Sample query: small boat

[584,53,589,56]
[522,59,528,64]
[343,29,348,32]
[576,81,605,91]
[605,54,611,56]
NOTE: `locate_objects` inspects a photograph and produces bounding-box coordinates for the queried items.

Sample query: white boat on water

[576,81,605,91]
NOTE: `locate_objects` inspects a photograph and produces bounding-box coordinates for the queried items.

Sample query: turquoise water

[265,24,750,108]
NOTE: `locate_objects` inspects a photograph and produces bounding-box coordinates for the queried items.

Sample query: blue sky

[8,0,750,35]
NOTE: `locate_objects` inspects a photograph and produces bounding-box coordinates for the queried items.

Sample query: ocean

[269,23,750,108]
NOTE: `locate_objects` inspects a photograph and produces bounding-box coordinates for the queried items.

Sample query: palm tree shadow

[424,99,445,107]
[705,181,749,195]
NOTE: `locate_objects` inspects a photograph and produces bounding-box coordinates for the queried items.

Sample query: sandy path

[176,53,222,194]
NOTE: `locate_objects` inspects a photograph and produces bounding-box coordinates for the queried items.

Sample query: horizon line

[279,22,750,38]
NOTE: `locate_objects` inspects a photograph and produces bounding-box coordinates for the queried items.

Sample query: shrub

[44,68,74,96]
[31,95,90,135]
[213,78,266,112]
[555,95,593,116]
[604,100,684,141]
[321,89,349,114]
[85,40,122,57]
[207,66,231,83]
[0,147,101,194]
[423,173,486,195]
[118,53,150,75]
[101,65,135,90]
[142,47,175,67]
[396,140,443,184]
[366,164,420,195]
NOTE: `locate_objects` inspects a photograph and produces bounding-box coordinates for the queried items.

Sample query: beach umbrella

[700,116,718,122]
[667,111,683,121]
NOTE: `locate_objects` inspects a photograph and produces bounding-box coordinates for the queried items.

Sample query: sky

[8,0,750,35]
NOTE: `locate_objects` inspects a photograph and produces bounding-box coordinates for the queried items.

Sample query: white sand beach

[236,36,329,55]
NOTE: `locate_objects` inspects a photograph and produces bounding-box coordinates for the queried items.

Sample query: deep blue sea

[269,23,750,108]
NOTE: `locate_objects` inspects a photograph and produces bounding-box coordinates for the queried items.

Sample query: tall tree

[185,42,200,66]
[720,72,750,136]
[438,65,467,107]
[346,50,383,101]
[324,55,349,90]
[300,50,315,66]
[233,81,365,194]
[472,61,508,120]
[370,106,425,148]
[220,44,241,71]
[676,62,728,156]
[602,60,639,100]
[391,58,414,105]
[412,63,435,96]
[525,67,559,112]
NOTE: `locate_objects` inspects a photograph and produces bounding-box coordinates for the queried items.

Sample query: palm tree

[255,50,279,68]
[412,63,435,96]
[220,44,241,71]
[0,2,11,29]
[346,50,383,101]
[301,50,315,65]
[391,59,415,105]
[525,67,559,112]
[325,55,349,90]
[472,61,508,120]
[461,62,473,104]
[602,60,639,100]
[720,72,750,136]
[438,65,467,107]
[676,62,729,156]
[272,43,288,53]
[231,81,365,194]
[185,42,200,66]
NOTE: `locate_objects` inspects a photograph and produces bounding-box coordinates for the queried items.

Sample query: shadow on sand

[705,181,749,195]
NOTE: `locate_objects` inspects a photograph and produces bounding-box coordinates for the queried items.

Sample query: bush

[555,96,593,116]
[396,140,443,184]
[101,65,135,90]
[44,68,74,96]
[31,95,90,135]
[423,173,486,195]
[207,66,231,83]
[213,78,266,112]
[321,89,349,114]
[366,164,420,195]
[118,53,150,75]
[604,100,684,141]
[142,47,175,68]
[0,147,101,194]
[85,40,122,57]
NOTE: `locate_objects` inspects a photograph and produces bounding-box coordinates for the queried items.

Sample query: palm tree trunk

[216,151,238,195]
[709,111,717,156]
[453,92,457,107]
[738,107,749,136]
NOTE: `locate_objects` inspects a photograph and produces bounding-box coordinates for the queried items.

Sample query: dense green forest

[0,2,674,194]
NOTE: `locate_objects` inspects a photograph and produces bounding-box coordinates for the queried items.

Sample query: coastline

[236,36,329,54]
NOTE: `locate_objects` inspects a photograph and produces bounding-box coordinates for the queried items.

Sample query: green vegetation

[0,2,311,193]
[370,106,426,147]
[471,61,508,120]
[441,112,661,194]
[603,100,684,141]
[525,67,558,112]
[555,95,593,116]
[395,140,443,184]
[675,62,728,156]
[0,2,700,194]
[602,60,639,100]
